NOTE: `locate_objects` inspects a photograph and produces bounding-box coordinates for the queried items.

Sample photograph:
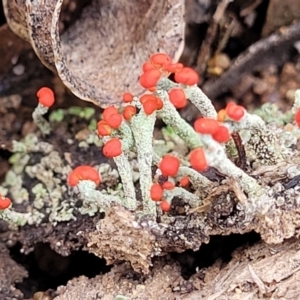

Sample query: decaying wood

[0,243,27,299]
[82,159,300,273]
[53,238,300,299]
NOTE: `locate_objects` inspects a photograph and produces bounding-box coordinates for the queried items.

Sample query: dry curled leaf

[3,0,185,107]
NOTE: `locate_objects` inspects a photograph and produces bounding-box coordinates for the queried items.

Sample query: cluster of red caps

[96,53,201,158]
[149,155,191,212]
[97,106,125,158]
[194,118,230,143]
[152,102,246,211]
[189,102,246,172]
[67,54,249,213]
[139,53,199,90]
[139,53,199,111]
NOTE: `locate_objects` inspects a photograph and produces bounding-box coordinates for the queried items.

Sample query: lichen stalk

[117,122,134,150]
[113,153,137,210]
[32,104,52,135]
[230,113,266,132]
[177,166,214,190]
[130,110,157,216]
[156,77,217,119]
[292,90,300,113]
[101,136,137,210]
[77,180,125,215]
[204,138,262,197]
[157,90,202,149]
[185,86,217,118]
[164,187,200,208]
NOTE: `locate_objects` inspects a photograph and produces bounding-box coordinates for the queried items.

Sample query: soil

[1,0,300,299]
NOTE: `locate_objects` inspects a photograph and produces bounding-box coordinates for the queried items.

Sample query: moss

[49,108,65,122]
[68,106,96,119]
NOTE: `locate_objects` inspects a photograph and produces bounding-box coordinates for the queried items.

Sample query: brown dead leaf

[3,0,185,107]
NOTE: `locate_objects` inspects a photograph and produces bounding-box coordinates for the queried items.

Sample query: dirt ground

[1,0,300,299]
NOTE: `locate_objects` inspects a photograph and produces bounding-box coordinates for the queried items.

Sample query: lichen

[253,102,293,125]
[3,55,300,276]
[0,108,110,227]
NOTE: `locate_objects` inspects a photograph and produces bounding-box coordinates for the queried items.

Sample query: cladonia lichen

[2,53,300,232]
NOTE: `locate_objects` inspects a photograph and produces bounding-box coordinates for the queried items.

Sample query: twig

[203,21,300,99]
